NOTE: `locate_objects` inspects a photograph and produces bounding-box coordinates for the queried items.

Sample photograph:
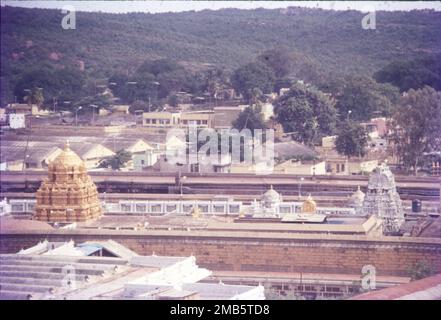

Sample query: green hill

[1,5,440,103]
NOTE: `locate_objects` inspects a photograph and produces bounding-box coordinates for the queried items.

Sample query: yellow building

[142,112,181,127]
[34,142,102,223]
[142,111,214,128]
[273,159,327,175]
[180,112,213,128]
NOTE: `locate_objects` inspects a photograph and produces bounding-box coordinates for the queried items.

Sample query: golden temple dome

[301,194,317,214]
[49,141,85,170]
[191,205,201,218]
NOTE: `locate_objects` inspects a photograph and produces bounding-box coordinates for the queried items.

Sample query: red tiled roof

[351,274,441,300]
[0,217,53,232]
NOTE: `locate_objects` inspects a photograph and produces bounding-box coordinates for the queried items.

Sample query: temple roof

[351,186,365,201]
[49,141,85,169]
[301,194,317,214]
[262,186,281,203]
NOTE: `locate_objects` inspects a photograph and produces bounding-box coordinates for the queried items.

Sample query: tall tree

[233,106,266,131]
[335,76,399,121]
[257,48,293,78]
[231,62,275,102]
[335,121,368,159]
[24,87,44,107]
[274,82,337,145]
[392,86,441,174]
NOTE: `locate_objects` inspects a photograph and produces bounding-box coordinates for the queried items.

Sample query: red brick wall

[1,231,440,277]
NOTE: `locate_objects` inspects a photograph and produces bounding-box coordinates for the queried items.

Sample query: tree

[24,87,44,107]
[274,82,337,145]
[335,76,399,121]
[374,55,441,92]
[257,48,293,78]
[231,62,276,102]
[137,59,183,77]
[233,106,266,131]
[391,86,441,174]
[129,100,149,114]
[99,150,132,170]
[335,121,368,159]
[14,66,85,106]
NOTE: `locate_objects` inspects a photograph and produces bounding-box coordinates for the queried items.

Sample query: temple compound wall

[1,230,440,277]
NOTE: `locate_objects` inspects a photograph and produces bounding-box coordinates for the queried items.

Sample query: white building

[0,240,265,300]
[9,114,26,129]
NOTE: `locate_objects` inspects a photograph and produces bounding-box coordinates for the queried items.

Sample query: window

[279,206,291,214]
[11,204,24,212]
[121,204,131,212]
[166,204,177,213]
[213,205,226,213]
[135,204,146,212]
[141,160,145,165]
[229,205,240,214]
[150,204,161,213]
[27,203,35,212]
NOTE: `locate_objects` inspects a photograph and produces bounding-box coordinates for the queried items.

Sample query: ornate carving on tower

[362,162,404,235]
[34,141,102,222]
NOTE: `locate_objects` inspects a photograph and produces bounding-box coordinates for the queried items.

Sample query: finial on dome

[64,140,70,150]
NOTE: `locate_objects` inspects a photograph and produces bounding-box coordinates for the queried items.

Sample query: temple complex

[34,142,102,223]
[361,162,405,235]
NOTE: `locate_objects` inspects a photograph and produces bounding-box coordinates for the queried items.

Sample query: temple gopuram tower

[34,141,102,223]
[362,162,404,235]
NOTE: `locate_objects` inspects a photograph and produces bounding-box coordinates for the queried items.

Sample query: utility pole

[75,106,82,126]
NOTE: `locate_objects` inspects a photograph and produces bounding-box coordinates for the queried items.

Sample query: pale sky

[2,1,441,13]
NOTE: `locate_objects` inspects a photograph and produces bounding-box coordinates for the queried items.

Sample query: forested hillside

[1,5,440,104]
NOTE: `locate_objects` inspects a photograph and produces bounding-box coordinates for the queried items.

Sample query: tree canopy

[391,86,441,174]
[335,76,400,121]
[257,48,293,78]
[231,62,276,102]
[274,82,337,145]
[99,150,132,170]
[233,106,266,131]
[13,66,85,107]
[374,56,441,92]
[335,121,369,159]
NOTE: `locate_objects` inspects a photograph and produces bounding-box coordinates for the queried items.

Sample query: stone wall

[1,230,440,277]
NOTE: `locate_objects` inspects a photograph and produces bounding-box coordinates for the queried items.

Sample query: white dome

[261,186,281,205]
[349,186,365,208]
